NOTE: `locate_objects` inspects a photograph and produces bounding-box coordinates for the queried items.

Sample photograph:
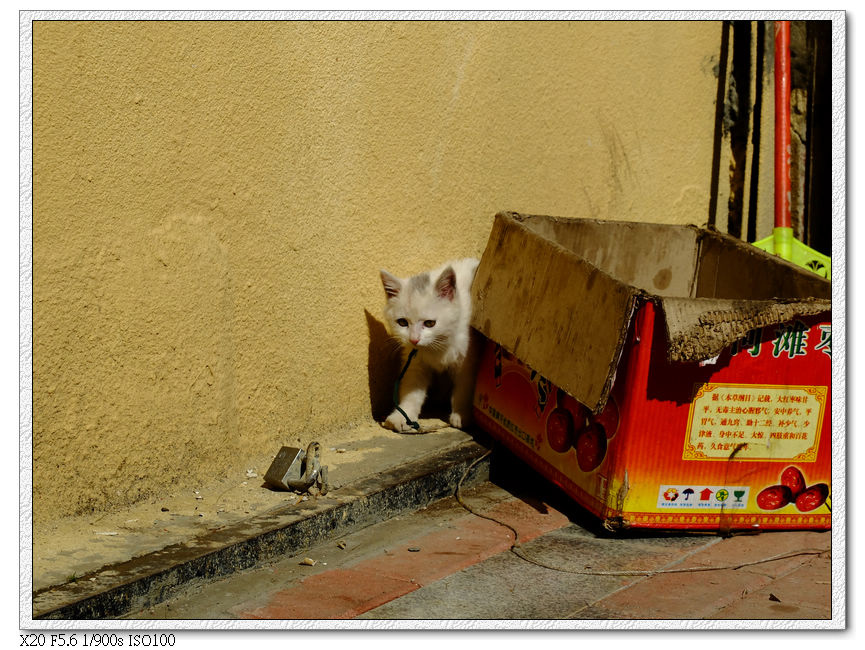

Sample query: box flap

[661,296,831,362]
[471,212,638,412]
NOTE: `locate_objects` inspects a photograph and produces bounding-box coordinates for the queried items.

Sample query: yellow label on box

[683,383,827,462]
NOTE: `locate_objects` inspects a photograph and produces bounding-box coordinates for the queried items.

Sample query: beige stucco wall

[33,20,730,522]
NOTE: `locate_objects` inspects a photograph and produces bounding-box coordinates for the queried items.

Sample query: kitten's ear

[435,266,457,301]
[380,270,402,299]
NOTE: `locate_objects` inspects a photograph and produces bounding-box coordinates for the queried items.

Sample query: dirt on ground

[31,419,467,591]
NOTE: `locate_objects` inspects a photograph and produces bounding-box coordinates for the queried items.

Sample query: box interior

[519,213,831,302]
[693,231,831,301]
[519,214,700,298]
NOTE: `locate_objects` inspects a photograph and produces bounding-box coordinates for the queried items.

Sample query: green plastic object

[753,226,831,280]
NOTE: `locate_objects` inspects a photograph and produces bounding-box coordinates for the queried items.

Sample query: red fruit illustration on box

[795,483,829,512]
[545,407,574,453]
[575,422,607,472]
[757,465,830,512]
[756,485,793,510]
[780,465,807,497]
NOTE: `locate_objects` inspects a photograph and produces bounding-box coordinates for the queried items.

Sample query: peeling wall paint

[32,20,730,521]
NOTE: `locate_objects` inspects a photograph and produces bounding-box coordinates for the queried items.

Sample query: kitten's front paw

[449,412,471,430]
[384,410,416,433]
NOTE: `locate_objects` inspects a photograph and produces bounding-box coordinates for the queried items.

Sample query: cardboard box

[471,212,831,531]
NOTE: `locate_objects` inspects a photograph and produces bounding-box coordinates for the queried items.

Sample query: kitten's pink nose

[410,336,421,345]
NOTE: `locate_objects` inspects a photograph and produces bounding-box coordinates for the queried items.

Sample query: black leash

[393,349,420,431]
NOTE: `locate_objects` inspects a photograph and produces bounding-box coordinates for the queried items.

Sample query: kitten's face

[380,267,460,351]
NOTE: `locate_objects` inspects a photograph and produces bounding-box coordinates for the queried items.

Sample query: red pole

[774,20,792,230]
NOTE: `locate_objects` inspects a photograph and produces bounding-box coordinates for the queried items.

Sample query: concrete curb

[33,439,491,620]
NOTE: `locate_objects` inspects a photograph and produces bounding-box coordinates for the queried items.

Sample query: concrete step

[32,432,491,620]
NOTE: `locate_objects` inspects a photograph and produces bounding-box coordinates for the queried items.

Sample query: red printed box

[471,212,831,531]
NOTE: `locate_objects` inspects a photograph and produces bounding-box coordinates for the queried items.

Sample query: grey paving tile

[358,543,632,620]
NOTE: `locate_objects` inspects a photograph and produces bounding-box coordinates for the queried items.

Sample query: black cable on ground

[454,450,828,577]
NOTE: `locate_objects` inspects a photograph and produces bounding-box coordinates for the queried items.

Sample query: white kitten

[379,258,481,432]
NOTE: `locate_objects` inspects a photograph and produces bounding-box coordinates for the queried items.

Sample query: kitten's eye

[423,320,436,328]
[396,318,408,328]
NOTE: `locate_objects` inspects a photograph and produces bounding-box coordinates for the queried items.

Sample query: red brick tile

[678,531,831,577]
[233,495,571,620]
[480,497,572,541]
[588,531,832,619]
[709,553,833,619]
[233,568,417,619]
[765,554,833,609]
[359,498,571,586]
[357,516,513,586]
[590,568,775,619]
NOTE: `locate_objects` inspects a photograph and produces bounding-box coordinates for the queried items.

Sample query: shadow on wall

[365,309,454,423]
[366,309,403,421]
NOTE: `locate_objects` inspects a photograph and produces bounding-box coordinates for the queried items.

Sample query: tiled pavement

[130,481,834,623]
